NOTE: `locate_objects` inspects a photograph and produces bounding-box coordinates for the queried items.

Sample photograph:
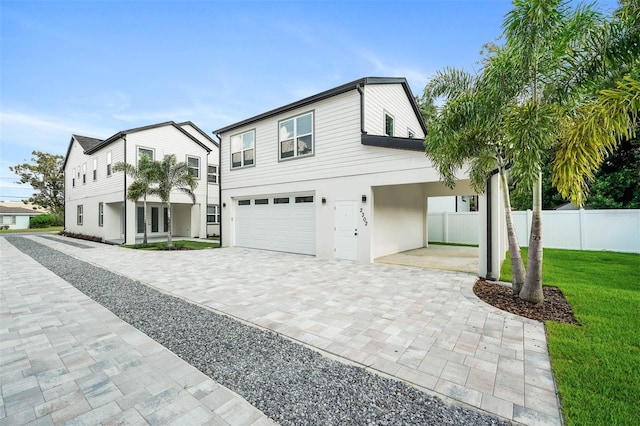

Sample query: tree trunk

[142,197,148,246]
[166,202,173,248]
[520,171,544,304]
[499,168,526,294]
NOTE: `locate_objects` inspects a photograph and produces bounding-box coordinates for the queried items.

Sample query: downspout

[216,133,222,246]
[357,83,366,134]
[123,134,127,244]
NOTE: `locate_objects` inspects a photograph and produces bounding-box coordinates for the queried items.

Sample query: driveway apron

[23,236,562,426]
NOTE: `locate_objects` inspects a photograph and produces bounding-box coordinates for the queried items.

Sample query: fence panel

[428,209,640,253]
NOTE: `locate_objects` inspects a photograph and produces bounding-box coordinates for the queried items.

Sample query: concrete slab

[376,245,479,274]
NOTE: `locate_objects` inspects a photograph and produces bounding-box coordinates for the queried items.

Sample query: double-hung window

[77,205,83,225]
[93,158,98,181]
[98,202,104,227]
[187,156,200,178]
[207,165,218,184]
[82,163,87,184]
[72,168,76,187]
[279,111,313,160]
[230,130,255,168]
[207,205,220,224]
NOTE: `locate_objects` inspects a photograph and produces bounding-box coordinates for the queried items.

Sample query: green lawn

[501,248,640,426]
[0,226,63,235]
[123,240,220,250]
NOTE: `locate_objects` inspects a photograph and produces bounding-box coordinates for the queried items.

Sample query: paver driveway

[27,236,562,425]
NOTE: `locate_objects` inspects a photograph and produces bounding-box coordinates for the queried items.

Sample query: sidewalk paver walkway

[0,237,275,426]
[10,235,563,425]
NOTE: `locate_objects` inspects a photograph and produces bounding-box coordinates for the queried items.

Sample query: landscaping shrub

[30,214,63,228]
[59,230,103,243]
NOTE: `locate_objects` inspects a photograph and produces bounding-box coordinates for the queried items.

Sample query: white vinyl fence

[428,209,640,253]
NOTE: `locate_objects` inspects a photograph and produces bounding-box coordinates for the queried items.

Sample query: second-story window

[82,163,87,184]
[72,168,76,187]
[138,147,154,163]
[107,151,112,176]
[207,165,218,184]
[385,112,394,136]
[93,158,98,181]
[230,130,255,169]
[187,156,200,178]
[279,111,313,160]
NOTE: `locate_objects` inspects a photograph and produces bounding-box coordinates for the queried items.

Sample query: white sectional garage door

[235,194,316,255]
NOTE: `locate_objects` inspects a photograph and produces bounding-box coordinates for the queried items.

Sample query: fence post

[443,211,449,243]
[579,208,586,250]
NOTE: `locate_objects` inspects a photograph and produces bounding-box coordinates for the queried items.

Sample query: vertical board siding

[429,210,640,253]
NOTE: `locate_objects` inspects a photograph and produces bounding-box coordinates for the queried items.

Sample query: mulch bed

[474,279,580,325]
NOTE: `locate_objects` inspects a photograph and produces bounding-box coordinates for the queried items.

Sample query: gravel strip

[6,236,507,426]
[38,234,94,249]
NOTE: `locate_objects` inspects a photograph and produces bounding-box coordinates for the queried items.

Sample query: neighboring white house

[0,204,45,229]
[63,121,220,244]
[214,77,495,267]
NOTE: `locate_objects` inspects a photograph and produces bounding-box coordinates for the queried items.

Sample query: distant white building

[63,121,220,243]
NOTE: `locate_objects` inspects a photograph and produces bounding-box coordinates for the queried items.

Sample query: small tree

[113,155,155,246]
[149,155,197,248]
[9,151,64,218]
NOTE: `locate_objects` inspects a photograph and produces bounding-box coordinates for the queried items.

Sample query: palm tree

[423,53,527,293]
[149,154,197,248]
[113,154,155,246]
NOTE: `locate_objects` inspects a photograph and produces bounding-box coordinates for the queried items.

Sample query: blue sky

[0,0,618,201]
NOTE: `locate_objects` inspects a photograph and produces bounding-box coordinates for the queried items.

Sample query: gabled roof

[63,121,214,169]
[178,121,220,147]
[213,77,427,135]
[0,205,42,215]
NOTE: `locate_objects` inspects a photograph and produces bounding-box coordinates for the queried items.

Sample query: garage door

[235,194,315,255]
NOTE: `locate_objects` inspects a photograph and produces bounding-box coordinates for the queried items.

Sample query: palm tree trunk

[166,202,173,248]
[520,171,544,304]
[142,197,148,246]
[499,168,526,294]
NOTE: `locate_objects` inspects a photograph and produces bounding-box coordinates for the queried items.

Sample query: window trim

[207,164,218,184]
[186,155,201,179]
[278,110,314,161]
[77,205,83,226]
[98,202,104,227]
[384,111,394,137]
[230,129,256,169]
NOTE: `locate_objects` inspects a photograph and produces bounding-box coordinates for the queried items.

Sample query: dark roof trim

[361,134,425,152]
[213,77,427,135]
[177,121,220,147]
[84,121,212,155]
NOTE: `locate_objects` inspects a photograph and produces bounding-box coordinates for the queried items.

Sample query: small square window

[207,205,220,223]
[408,128,415,139]
[138,147,154,162]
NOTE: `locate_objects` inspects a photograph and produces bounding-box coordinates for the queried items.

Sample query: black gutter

[361,134,424,152]
[216,133,222,246]
[357,83,366,134]
[123,135,127,245]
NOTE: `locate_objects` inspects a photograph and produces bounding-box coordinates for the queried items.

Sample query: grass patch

[123,240,220,250]
[501,248,640,426]
[0,226,63,234]
[427,241,479,247]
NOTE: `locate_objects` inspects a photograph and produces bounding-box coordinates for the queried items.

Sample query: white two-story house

[63,121,220,244]
[214,77,506,268]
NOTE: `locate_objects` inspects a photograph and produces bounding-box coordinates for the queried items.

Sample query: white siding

[363,84,425,139]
